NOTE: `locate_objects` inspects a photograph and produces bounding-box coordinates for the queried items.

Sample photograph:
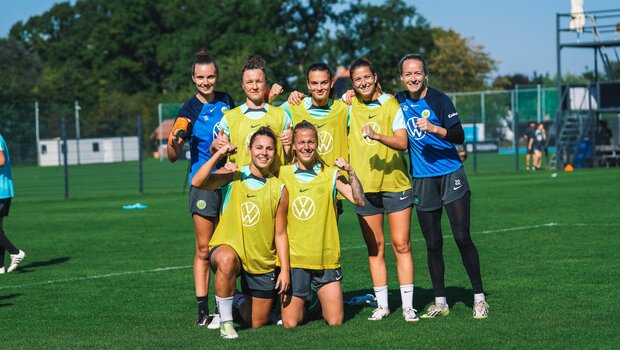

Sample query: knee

[392,240,411,255]
[425,236,443,252]
[282,318,300,329]
[215,253,237,276]
[454,234,473,250]
[250,318,269,329]
[195,245,210,260]
[324,314,343,326]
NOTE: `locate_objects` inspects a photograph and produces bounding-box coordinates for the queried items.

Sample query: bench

[595,145,620,167]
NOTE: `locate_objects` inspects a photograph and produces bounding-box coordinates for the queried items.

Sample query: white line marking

[2,222,617,290]
[0,265,191,290]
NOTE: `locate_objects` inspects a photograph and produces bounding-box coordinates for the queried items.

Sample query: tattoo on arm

[348,170,365,206]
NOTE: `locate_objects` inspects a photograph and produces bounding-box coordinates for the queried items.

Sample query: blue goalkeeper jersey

[175,92,235,184]
[0,133,14,199]
[396,88,462,178]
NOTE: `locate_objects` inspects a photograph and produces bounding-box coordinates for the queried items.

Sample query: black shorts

[413,167,470,211]
[0,197,11,217]
[354,189,414,216]
[241,270,277,299]
[288,268,343,298]
[188,186,221,218]
[208,245,276,299]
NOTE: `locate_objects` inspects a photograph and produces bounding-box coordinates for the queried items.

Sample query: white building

[38,136,139,167]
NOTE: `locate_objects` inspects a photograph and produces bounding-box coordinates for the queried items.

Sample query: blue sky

[1,0,618,77]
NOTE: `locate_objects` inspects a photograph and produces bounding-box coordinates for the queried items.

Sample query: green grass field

[2,158,619,349]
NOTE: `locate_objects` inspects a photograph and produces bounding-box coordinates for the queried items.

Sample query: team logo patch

[212,122,223,140]
[245,132,253,148]
[196,200,207,210]
[317,130,334,155]
[363,122,381,146]
[291,196,315,221]
[241,201,261,227]
[414,196,420,206]
[221,106,228,114]
[421,109,431,118]
[406,117,426,140]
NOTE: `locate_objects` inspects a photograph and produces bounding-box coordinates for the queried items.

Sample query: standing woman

[192,127,290,339]
[0,132,26,274]
[396,53,488,319]
[212,55,293,175]
[279,121,365,328]
[167,49,235,328]
[283,63,349,167]
[347,58,418,322]
[530,122,546,171]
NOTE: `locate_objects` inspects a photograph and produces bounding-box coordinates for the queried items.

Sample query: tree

[328,0,434,93]
[427,28,496,92]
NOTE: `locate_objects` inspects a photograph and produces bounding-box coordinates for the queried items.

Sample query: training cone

[564,164,574,172]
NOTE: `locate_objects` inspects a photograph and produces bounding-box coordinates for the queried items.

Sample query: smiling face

[400,59,427,98]
[242,69,267,106]
[293,128,318,169]
[307,70,331,106]
[192,63,218,98]
[249,134,276,172]
[351,66,378,102]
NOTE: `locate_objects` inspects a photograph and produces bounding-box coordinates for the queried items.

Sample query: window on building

[93,142,100,152]
[41,145,47,154]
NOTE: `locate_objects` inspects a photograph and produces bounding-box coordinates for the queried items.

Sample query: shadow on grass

[0,293,22,308]
[17,256,71,273]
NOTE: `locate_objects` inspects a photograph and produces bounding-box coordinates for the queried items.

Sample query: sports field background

[1,157,619,349]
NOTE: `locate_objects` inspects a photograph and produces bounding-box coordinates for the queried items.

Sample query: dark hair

[249,126,277,149]
[307,63,335,99]
[241,54,266,79]
[398,53,427,75]
[349,57,376,78]
[293,120,326,170]
[192,49,218,76]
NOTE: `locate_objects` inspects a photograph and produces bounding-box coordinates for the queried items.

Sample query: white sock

[435,296,448,306]
[373,285,389,308]
[399,284,414,309]
[474,293,486,303]
[216,295,234,323]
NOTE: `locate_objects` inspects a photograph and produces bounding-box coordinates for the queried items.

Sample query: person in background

[524,121,536,170]
[529,122,546,171]
[0,132,26,274]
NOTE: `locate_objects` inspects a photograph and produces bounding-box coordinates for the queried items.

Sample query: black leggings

[416,192,484,297]
[0,229,19,268]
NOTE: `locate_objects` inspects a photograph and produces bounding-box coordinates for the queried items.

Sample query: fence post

[137,115,144,195]
[35,101,40,166]
[515,85,520,171]
[512,89,519,171]
[61,117,69,199]
[75,100,81,165]
[473,109,478,174]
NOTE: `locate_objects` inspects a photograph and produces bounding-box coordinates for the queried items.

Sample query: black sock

[196,296,208,316]
[0,247,5,269]
[0,230,19,255]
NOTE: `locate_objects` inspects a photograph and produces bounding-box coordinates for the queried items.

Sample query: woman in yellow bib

[211,55,293,175]
[279,120,365,328]
[347,57,418,322]
[192,127,290,339]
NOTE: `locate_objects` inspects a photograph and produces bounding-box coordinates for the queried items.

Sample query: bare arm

[363,126,408,151]
[274,187,290,295]
[0,149,5,167]
[191,143,237,189]
[334,158,365,206]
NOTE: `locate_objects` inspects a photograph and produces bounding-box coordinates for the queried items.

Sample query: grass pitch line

[0,265,191,290]
[342,222,561,252]
[2,222,616,291]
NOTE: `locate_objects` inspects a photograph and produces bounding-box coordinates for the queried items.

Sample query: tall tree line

[1,0,496,161]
